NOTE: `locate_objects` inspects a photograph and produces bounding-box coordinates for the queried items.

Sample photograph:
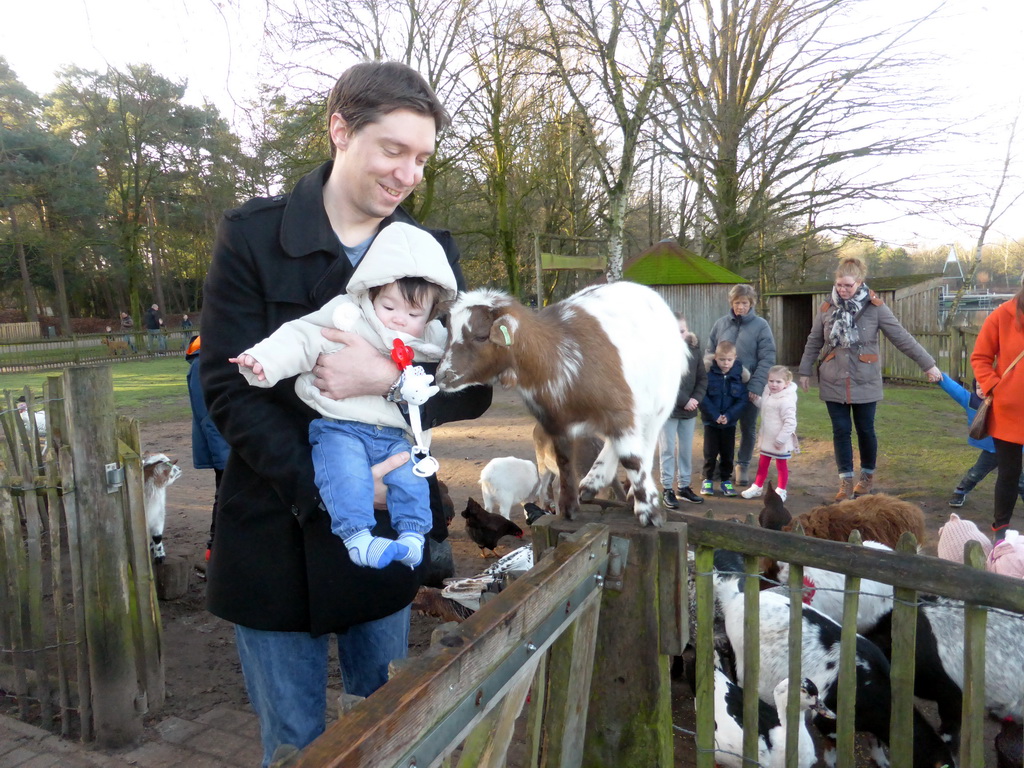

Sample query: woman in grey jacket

[798,257,941,500]
[705,284,776,485]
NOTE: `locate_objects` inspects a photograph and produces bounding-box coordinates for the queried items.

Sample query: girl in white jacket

[741,366,799,501]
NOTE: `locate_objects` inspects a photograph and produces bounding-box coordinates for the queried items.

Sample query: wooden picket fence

[286,506,1024,768]
[0,369,163,747]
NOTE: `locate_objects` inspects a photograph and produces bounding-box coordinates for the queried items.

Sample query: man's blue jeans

[235,605,411,767]
[825,400,877,476]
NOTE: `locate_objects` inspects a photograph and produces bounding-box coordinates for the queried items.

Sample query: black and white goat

[866,594,1024,754]
[143,453,182,564]
[435,282,684,527]
[715,566,954,768]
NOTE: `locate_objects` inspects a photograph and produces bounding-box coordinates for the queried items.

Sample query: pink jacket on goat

[756,381,799,458]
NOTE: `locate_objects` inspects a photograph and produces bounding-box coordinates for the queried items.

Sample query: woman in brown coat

[799,257,941,500]
[971,276,1024,539]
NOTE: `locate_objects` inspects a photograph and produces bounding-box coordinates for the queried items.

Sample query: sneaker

[663,489,679,509]
[948,490,966,508]
[777,488,788,502]
[721,481,738,497]
[740,484,763,499]
[678,486,704,504]
[700,480,714,496]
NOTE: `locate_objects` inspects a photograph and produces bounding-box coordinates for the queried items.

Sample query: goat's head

[436,289,521,392]
[758,481,792,530]
[143,453,182,489]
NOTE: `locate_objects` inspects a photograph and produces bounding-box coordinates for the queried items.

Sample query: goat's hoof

[637,508,664,528]
[578,486,598,503]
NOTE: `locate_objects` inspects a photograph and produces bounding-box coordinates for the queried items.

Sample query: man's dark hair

[326,62,449,157]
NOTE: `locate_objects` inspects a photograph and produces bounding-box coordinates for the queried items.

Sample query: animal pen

[286,508,1024,768]
[4,370,1024,766]
[0,367,164,747]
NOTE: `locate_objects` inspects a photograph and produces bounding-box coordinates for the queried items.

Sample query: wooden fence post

[533,504,683,767]
[64,365,142,747]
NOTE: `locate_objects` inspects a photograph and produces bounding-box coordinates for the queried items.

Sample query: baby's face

[715,352,736,373]
[373,283,431,337]
[767,374,788,394]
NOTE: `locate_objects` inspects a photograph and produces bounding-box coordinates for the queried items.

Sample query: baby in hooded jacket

[231,222,456,571]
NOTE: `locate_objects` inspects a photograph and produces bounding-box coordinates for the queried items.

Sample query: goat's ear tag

[490,321,514,346]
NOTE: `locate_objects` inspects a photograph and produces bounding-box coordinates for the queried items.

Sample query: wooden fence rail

[293,523,612,768]
[292,504,1024,768]
[0,371,163,746]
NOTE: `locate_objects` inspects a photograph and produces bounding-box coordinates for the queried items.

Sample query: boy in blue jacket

[700,341,748,496]
[938,373,1024,507]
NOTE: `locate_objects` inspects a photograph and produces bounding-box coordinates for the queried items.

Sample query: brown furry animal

[102,337,131,356]
[758,481,926,583]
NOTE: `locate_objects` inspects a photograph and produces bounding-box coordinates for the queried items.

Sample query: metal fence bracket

[105,462,125,493]
[604,535,630,591]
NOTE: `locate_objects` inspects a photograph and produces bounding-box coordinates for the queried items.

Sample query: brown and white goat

[532,423,627,512]
[435,282,684,526]
[143,452,182,563]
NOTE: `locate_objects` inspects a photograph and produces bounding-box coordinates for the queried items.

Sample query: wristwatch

[385,372,405,403]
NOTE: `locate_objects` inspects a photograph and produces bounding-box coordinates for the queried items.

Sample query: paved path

[0,705,263,768]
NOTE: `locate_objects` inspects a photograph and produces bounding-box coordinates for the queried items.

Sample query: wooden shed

[623,241,747,345]
[764,274,945,367]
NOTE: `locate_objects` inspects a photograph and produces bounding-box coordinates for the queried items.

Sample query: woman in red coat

[971,276,1024,539]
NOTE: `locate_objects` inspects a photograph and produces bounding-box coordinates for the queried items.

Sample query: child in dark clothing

[938,373,1024,508]
[700,340,748,496]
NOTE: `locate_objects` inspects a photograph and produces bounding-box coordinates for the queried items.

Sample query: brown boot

[834,476,853,502]
[853,471,874,497]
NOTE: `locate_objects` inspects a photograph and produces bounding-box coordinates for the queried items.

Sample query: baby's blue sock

[343,529,408,569]
[395,532,425,569]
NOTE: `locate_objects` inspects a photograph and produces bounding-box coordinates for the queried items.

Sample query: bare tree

[657,0,944,276]
[943,114,1024,328]
[532,0,680,281]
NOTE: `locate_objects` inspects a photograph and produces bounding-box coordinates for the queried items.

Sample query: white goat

[436,282,683,527]
[479,456,539,521]
[143,453,182,564]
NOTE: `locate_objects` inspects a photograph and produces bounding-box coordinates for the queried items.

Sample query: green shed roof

[623,242,746,285]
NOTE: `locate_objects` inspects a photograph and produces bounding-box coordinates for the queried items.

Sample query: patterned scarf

[828,283,869,349]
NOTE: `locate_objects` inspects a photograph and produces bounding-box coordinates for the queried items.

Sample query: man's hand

[924,365,942,383]
[372,451,410,509]
[315,329,399,400]
[229,353,266,381]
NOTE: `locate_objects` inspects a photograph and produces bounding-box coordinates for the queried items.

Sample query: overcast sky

[4,0,1024,250]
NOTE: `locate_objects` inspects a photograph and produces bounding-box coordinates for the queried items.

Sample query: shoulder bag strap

[990,347,1024,393]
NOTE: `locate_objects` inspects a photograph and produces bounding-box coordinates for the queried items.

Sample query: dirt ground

[143,386,990,763]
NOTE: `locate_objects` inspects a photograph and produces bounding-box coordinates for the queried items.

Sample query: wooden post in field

[531,503,687,767]
[64,366,142,747]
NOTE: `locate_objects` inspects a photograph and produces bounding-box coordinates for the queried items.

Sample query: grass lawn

[2,362,980,497]
[1,358,192,423]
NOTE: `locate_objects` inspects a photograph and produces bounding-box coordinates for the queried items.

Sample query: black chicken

[461,497,524,557]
